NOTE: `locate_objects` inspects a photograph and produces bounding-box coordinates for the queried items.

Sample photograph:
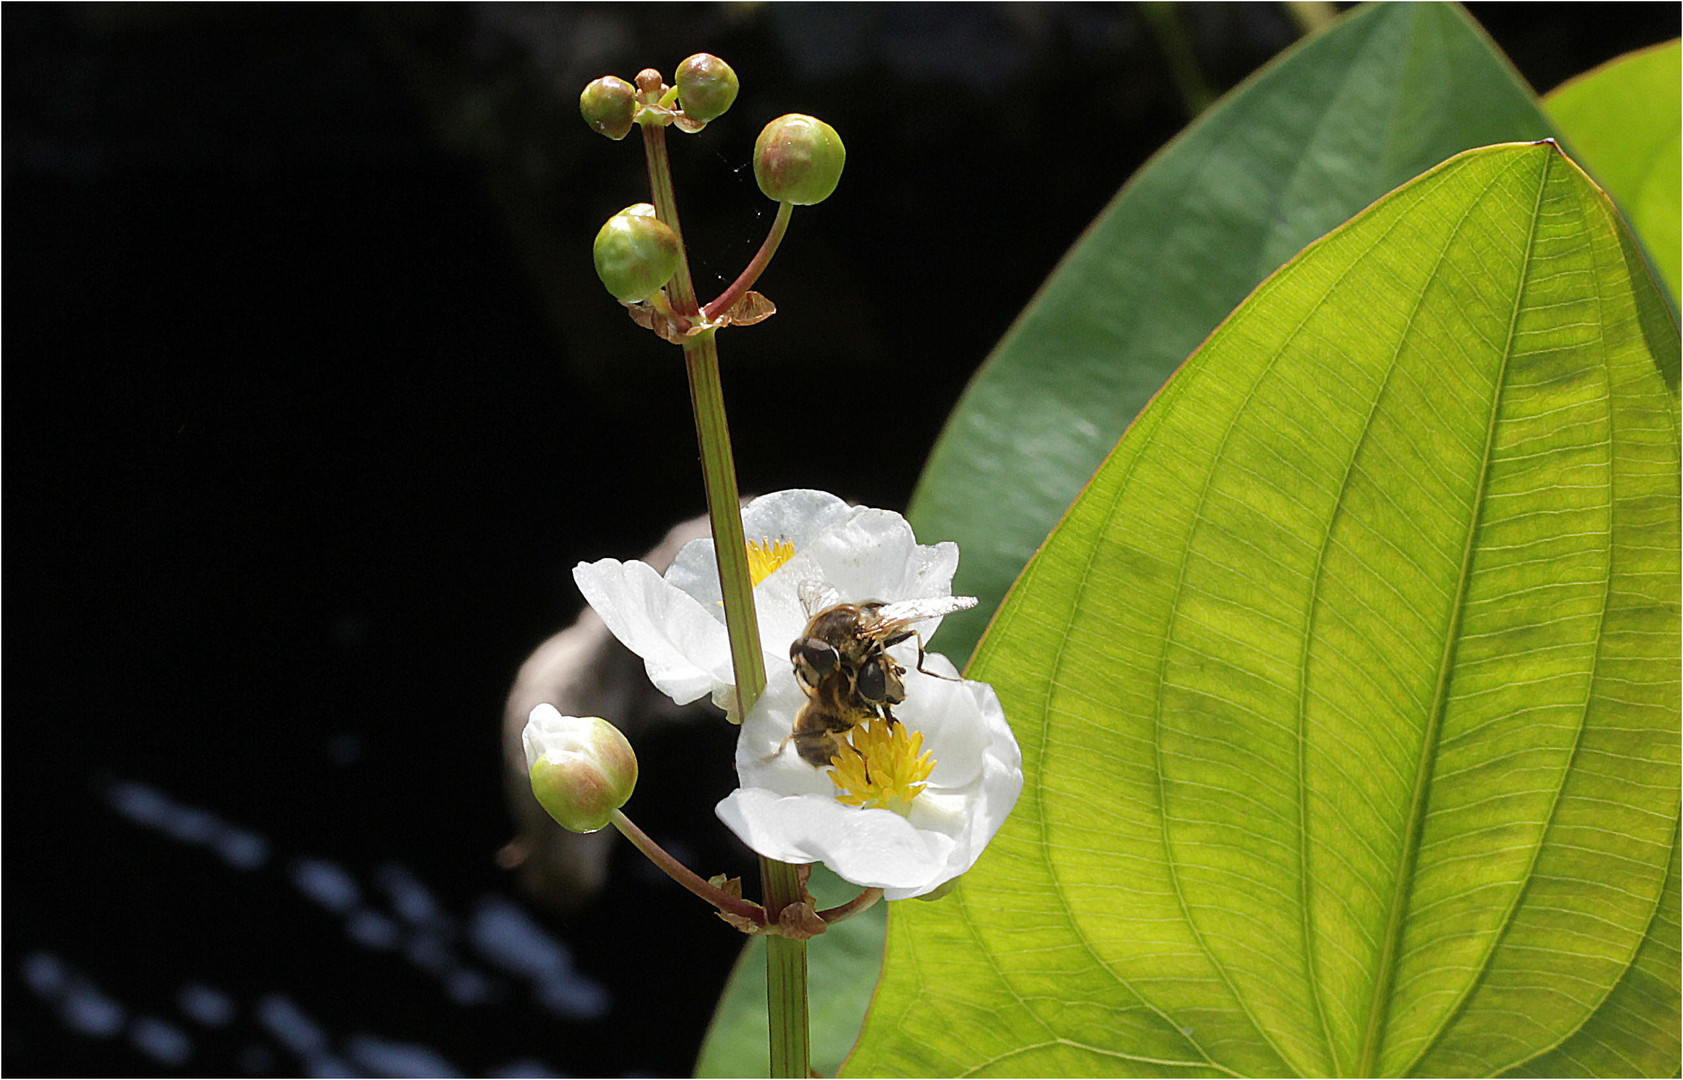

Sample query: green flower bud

[523,705,638,834]
[753,114,845,205]
[674,53,738,123]
[580,75,636,140]
[592,204,680,303]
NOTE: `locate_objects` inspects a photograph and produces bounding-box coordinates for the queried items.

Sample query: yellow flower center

[745,537,796,586]
[828,716,936,813]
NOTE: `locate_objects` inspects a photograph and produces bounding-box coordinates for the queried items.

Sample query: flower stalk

[609,809,765,925]
[682,337,767,713]
[639,109,698,317]
[816,886,883,925]
[704,201,793,321]
[761,859,812,1078]
[638,103,805,1080]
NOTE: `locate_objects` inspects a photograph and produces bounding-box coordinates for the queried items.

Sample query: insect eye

[791,638,839,682]
[855,658,888,702]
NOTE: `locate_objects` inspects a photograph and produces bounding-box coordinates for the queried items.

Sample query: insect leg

[847,738,873,784]
[908,629,962,681]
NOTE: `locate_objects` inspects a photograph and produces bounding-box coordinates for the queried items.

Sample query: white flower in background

[574,488,1023,900]
[573,489,961,714]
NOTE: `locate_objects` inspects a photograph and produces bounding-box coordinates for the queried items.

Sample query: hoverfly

[778,582,976,769]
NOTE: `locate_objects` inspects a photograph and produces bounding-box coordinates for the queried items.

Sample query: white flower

[573,489,961,713]
[717,650,1021,900]
[574,488,1023,900]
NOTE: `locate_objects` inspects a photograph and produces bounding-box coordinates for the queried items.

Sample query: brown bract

[623,290,776,345]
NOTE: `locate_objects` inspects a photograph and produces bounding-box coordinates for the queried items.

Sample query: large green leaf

[1504,830,1681,1077]
[1545,40,1682,308]
[909,2,1557,667]
[847,142,1680,1076]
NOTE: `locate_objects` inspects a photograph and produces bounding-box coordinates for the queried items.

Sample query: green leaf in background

[910,2,1557,667]
[695,865,886,1078]
[848,141,1680,1076]
[1544,39,1682,309]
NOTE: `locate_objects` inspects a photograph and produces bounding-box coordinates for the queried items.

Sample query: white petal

[752,551,827,665]
[802,511,964,644]
[895,662,988,790]
[715,787,957,896]
[521,703,569,770]
[926,684,1024,889]
[803,508,918,602]
[664,490,858,613]
[734,669,836,797]
[663,534,726,620]
[740,489,857,550]
[572,558,733,705]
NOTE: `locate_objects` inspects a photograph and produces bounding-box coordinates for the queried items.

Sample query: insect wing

[869,595,978,635]
[797,579,842,617]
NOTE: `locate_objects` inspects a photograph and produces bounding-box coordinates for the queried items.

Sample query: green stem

[682,338,767,710]
[688,296,808,1080]
[644,115,764,710]
[1140,2,1216,119]
[703,201,794,320]
[642,113,807,1078]
[642,121,700,317]
[609,809,766,925]
[1283,0,1338,36]
[761,858,811,1078]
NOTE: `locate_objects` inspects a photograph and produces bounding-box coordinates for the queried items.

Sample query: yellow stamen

[828,716,936,813]
[745,537,796,586]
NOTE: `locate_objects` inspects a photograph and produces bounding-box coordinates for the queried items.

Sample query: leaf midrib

[1144,180,1440,1077]
[1354,147,1555,1077]
[1403,151,1679,1078]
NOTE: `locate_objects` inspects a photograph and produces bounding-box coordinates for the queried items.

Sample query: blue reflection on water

[292,858,364,913]
[179,982,238,1027]
[21,951,67,996]
[468,894,610,1021]
[346,909,402,950]
[257,994,330,1056]
[24,951,128,1039]
[107,780,272,870]
[376,862,446,927]
[131,1015,194,1065]
[64,978,126,1036]
[346,1032,459,1077]
[42,779,587,1075]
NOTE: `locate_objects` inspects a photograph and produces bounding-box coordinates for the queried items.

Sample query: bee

[778,582,977,769]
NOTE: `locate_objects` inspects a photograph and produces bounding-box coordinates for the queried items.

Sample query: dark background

[6,4,1676,1076]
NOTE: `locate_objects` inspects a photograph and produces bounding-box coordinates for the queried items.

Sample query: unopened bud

[754,114,845,205]
[592,204,680,303]
[675,53,738,123]
[580,76,636,140]
[523,705,638,833]
[634,68,665,101]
